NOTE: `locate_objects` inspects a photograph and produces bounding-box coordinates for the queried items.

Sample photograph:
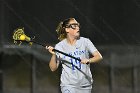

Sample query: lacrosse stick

[12,27,81,62]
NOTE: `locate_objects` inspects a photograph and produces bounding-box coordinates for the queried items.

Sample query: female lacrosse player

[46,18,103,93]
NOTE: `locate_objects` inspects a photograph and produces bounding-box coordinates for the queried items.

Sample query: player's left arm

[80,50,103,64]
[88,51,103,63]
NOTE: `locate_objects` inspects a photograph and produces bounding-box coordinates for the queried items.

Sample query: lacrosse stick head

[13,27,33,46]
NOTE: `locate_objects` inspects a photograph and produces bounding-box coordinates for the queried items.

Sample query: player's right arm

[47,46,59,71]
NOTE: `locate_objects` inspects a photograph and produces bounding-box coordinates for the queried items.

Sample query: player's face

[66,19,80,39]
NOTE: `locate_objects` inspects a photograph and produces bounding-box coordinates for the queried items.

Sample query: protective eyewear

[66,23,80,29]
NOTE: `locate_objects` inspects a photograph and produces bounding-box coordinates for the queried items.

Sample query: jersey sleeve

[55,44,61,58]
[86,38,98,54]
[54,44,63,65]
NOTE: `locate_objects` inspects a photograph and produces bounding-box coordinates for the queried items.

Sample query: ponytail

[56,21,67,41]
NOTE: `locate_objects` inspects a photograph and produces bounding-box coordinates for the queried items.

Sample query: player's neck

[66,37,77,45]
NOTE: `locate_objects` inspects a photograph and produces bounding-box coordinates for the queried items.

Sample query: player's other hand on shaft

[46,46,55,55]
[81,59,89,64]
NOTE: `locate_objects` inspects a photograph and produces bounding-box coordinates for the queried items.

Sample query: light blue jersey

[55,37,97,89]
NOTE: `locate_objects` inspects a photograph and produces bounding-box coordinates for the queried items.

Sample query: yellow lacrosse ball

[19,35,25,40]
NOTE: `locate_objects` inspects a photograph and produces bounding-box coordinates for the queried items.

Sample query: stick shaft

[31,41,81,62]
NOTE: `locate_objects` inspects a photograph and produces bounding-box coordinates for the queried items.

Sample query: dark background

[0,0,140,45]
[0,0,140,93]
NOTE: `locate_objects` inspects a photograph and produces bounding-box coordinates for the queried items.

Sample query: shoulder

[78,37,91,43]
[55,39,66,48]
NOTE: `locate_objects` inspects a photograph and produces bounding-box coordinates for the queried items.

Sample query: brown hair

[56,18,75,41]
